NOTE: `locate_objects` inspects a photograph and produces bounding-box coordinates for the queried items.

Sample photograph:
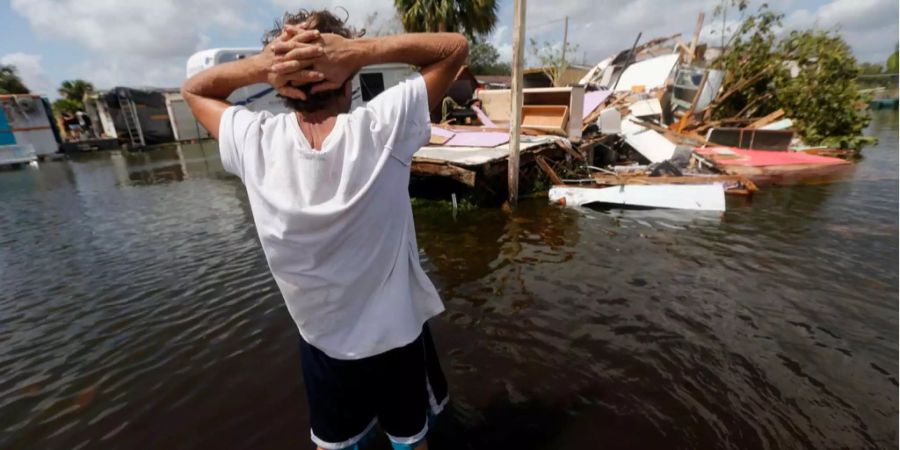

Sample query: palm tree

[58,79,94,103]
[394,0,498,36]
[0,64,30,94]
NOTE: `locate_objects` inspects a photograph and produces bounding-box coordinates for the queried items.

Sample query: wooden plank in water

[411,160,477,187]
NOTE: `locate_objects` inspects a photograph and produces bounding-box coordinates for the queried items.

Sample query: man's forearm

[348,33,468,72]
[182,54,269,101]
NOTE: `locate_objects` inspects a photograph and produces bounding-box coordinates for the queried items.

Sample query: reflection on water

[1,111,897,450]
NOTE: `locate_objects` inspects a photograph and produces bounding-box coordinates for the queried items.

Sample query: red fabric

[694,146,848,167]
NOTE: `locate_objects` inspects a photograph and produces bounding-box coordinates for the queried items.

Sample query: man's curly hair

[262,9,364,112]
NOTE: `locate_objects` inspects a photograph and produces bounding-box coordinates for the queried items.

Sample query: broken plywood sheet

[621,115,677,163]
[582,89,612,119]
[430,126,509,147]
[629,98,662,117]
[430,127,455,145]
[415,136,562,166]
[549,184,726,211]
[760,118,793,131]
[471,104,496,127]
[614,54,680,92]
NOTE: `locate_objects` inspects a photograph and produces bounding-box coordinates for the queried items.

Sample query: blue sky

[1,0,897,99]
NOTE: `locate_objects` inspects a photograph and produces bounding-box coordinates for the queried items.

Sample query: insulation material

[629,98,663,117]
[597,108,621,135]
[620,115,677,163]
[614,54,680,92]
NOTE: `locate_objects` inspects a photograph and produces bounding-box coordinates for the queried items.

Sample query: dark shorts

[300,323,449,450]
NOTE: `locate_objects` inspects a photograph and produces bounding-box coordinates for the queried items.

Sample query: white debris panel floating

[549,184,726,211]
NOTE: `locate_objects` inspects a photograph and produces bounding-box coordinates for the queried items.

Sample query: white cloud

[269,0,397,34]
[10,0,262,88]
[506,0,716,65]
[784,0,899,62]
[0,53,55,98]
[489,0,898,66]
[487,25,513,62]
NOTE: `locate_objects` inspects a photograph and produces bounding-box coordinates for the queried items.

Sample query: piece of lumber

[411,161,477,187]
[629,117,705,145]
[555,139,584,160]
[675,70,709,133]
[535,155,563,185]
[591,173,756,190]
[508,0,526,206]
[748,108,785,129]
[703,69,771,120]
[687,12,705,64]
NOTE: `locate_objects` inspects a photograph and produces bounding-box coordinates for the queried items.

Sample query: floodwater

[1,111,897,450]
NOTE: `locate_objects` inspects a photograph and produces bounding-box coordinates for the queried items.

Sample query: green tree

[775,30,871,148]
[394,0,498,36]
[711,9,783,119]
[0,64,30,94]
[57,79,94,107]
[887,44,898,73]
[711,6,872,148]
[467,39,510,75]
[858,62,884,75]
[52,98,81,115]
[529,38,579,87]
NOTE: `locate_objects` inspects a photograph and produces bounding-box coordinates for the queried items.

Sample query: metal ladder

[117,91,145,147]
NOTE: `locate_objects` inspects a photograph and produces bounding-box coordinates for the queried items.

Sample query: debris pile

[555,24,855,211]
[411,17,859,210]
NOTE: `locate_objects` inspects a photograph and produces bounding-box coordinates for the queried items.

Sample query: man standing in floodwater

[181,9,468,450]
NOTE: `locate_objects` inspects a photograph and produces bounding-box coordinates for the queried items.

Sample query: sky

[1,0,897,99]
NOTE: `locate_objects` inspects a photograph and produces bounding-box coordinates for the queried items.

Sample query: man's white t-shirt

[218,74,444,360]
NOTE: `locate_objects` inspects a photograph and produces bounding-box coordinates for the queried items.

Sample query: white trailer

[0,94,59,159]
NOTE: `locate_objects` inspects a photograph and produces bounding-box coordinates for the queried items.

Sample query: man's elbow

[452,33,469,61]
[181,76,197,99]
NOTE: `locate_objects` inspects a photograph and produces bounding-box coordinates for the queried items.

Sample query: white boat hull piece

[549,184,726,212]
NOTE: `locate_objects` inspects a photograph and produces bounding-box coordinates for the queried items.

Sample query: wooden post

[687,12,705,64]
[507,0,526,206]
[562,16,569,63]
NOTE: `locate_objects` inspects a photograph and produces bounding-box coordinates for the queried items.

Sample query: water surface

[1,112,897,449]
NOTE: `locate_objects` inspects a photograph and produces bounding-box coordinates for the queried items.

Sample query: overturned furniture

[476,86,585,142]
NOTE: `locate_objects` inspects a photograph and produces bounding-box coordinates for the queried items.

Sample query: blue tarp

[0,109,16,145]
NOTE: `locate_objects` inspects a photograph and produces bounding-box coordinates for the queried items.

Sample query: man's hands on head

[268,25,359,99]
[263,27,329,100]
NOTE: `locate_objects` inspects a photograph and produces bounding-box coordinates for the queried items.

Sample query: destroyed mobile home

[417,28,858,211]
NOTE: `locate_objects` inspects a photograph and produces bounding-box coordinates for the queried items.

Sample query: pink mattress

[694,146,849,167]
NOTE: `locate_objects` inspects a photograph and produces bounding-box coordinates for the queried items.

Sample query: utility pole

[562,16,569,63]
[508,0,526,207]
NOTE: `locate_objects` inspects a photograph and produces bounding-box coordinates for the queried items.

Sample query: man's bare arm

[181,29,323,139]
[272,33,469,111]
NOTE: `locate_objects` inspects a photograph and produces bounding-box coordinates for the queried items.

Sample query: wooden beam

[508,0,526,206]
[687,12,705,64]
[411,161,477,187]
[535,155,563,185]
[748,108,785,129]
[675,70,709,133]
